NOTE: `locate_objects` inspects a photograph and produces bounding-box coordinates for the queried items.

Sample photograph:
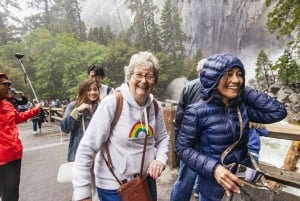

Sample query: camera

[235,164,264,183]
[15,53,24,59]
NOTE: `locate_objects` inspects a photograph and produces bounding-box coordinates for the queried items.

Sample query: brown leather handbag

[103,137,152,201]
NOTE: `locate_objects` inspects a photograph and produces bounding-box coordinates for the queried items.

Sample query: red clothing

[0,99,40,165]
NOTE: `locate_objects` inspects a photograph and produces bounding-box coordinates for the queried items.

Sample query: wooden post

[163,106,177,168]
[282,141,300,171]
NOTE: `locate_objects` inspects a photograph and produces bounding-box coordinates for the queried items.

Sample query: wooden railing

[43,106,66,122]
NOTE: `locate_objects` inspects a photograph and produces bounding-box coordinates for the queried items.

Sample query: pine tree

[255,50,274,90]
[266,0,300,38]
[272,40,300,85]
[0,0,22,44]
[126,0,161,51]
[160,0,188,75]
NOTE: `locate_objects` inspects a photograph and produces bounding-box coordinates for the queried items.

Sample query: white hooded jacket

[73,83,169,200]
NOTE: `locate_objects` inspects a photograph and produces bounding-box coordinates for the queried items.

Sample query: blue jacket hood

[200,53,245,100]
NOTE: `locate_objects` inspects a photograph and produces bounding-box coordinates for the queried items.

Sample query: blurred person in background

[7,87,28,111]
[87,64,114,101]
[31,99,45,135]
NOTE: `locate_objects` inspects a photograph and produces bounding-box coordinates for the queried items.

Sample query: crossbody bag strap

[103,143,123,185]
[102,93,151,184]
[139,107,150,177]
[220,106,243,169]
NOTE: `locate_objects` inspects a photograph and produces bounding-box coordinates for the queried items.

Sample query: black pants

[0,159,22,201]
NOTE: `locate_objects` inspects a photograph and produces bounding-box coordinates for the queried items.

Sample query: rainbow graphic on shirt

[128,122,154,140]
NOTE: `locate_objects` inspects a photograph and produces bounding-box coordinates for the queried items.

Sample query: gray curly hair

[124,51,160,84]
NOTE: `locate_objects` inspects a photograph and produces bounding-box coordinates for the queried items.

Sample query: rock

[277,86,294,102]
[288,93,300,103]
[269,82,284,95]
[290,103,300,113]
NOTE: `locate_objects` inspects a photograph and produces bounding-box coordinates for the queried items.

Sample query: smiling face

[217,67,244,105]
[86,83,99,103]
[129,66,155,106]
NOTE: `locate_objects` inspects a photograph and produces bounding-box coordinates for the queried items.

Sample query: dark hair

[87,64,106,77]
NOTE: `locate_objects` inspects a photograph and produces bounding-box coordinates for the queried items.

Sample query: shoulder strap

[112,92,158,127]
[220,107,243,170]
[106,86,112,95]
[111,91,123,128]
[152,98,158,118]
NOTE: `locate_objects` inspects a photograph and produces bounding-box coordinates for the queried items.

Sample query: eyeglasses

[0,83,11,88]
[132,73,155,82]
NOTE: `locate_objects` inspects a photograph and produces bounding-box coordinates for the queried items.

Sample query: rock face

[175,0,283,56]
[81,0,285,81]
[81,0,284,55]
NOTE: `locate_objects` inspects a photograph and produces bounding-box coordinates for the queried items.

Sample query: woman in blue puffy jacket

[176,53,287,201]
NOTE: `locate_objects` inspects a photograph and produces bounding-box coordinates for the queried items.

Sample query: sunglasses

[0,82,11,88]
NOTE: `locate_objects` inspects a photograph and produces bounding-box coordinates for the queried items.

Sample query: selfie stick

[15,53,39,102]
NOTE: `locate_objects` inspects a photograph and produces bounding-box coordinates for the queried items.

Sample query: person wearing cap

[7,87,28,111]
[170,58,207,201]
[0,72,42,201]
[176,53,287,201]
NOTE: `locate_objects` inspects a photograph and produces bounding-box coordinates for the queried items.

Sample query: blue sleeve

[243,87,287,123]
[60,102,77,133]
[256,128,268,136]
[176,105,218,178]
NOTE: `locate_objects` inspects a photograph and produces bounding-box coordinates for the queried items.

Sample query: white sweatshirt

[72,83,169,200]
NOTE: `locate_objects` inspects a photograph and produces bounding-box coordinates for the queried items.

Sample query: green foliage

[272,40,300,85]
[127,0,161,51]
[105,41,139,86]
[184,49,204,80]
[88,25,115,45]
[0,42,32,96]
[266,0,300,38]
[19,29,110,100]
[0,0,203,101]
[255,50,274,90]
[266,0,300,88]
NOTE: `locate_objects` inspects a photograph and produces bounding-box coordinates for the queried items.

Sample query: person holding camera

[0,72,42,201]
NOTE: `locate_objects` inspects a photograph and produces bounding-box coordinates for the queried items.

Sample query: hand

[147,160,165,180]
[34,103,42,109]
[77,103,90,112]
[214,165,244,197]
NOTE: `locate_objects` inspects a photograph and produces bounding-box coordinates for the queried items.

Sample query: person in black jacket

[170,58,206,201]
[7,88,28,111]
[31,99,45,135]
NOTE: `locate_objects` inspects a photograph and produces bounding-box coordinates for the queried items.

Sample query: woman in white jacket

[72,51,169,201]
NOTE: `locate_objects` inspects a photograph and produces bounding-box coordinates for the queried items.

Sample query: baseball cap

[0,72,11,85]
[10,88,17,94]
